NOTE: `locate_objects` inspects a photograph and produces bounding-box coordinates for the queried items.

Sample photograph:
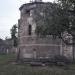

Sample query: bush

[52,55,71,65]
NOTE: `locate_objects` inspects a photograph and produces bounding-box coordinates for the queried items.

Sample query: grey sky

[0,0,54,39]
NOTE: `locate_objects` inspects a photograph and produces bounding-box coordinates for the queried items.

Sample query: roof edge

[19,2,47,11]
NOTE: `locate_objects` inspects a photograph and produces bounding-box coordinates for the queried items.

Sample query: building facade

[18,0,74,60]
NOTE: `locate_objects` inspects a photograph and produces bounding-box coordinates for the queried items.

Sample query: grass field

[0,54,75,75]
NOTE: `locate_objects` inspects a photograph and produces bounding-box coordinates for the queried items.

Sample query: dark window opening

[28,25,32,35]
[26,10,30,15]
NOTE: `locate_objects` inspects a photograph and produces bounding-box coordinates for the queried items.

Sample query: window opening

[28,25,32,35]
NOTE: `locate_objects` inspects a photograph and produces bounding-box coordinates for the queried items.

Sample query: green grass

[0,54,75,75]
[0,54,16,64]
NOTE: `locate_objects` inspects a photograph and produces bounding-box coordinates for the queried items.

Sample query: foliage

[10,24,18,47]
[34,3,65,38]
[52,55,71,65]
[34,1,75,43]
[57,0,75,37]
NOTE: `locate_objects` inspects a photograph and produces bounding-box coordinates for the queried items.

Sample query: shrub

[52,55,71,65]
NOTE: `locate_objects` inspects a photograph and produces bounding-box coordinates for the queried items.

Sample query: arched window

[28,25,32,35]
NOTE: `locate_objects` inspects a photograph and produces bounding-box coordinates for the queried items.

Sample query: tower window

[26,10,30,15]
[28,25,32,35]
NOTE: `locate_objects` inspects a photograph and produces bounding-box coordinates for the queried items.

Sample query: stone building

[0,39,7,54]
[0,38,13,54]
[18,0,74,60]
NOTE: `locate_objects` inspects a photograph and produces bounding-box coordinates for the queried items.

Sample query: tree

[10,24,20,61]
[34,1,75,61]
[57,0,75,61]
[57,0,75,41]
[10,24,18,47]
[34,3,65,38]
[34,1,75,44]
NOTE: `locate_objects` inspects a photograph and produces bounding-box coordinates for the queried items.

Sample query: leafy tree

[57,0,75,36]
[10,24,20,61]
[10,24,18,47]
[33,1,75,60]
[34,3,64,38]
[57,0,75,61]
[34,1,75,44]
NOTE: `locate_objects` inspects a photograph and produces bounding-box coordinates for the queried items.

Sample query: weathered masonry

[18,0,74,60]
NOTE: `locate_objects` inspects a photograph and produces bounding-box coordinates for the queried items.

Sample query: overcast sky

[0,0,54,39]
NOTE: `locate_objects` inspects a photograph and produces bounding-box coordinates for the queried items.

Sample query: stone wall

[19,36,61,59]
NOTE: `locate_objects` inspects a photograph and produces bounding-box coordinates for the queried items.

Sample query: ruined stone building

[18,0,74,60]
[0,38,13,54]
